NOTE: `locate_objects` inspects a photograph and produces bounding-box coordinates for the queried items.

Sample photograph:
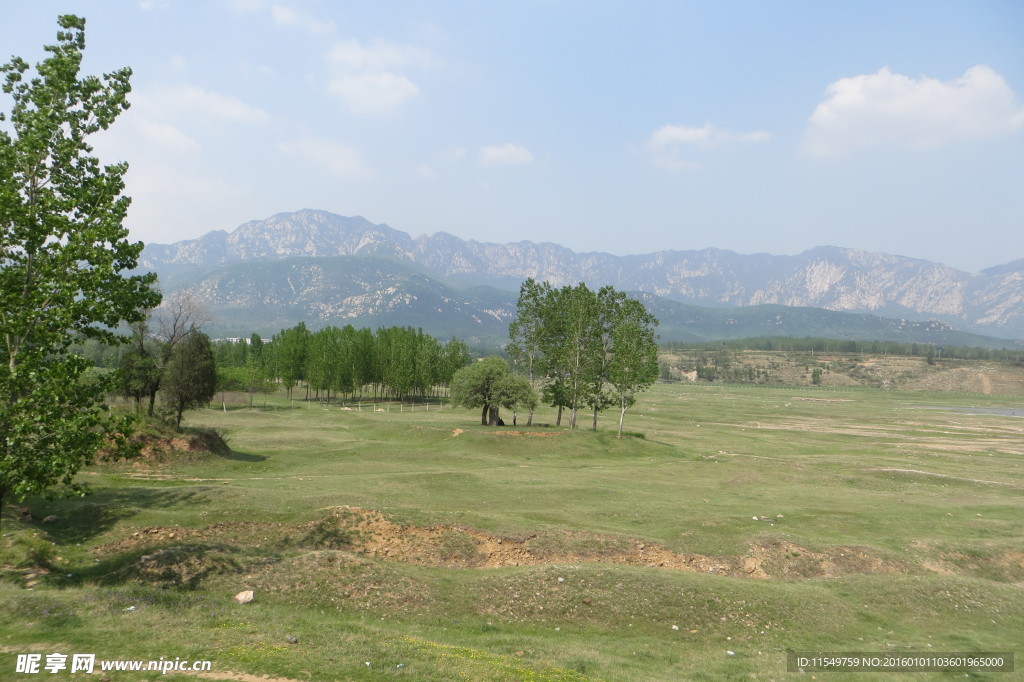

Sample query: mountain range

[139,209,1024,346]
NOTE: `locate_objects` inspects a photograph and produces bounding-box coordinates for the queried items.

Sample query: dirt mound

[98,507,909,582]
[126,430,229,461]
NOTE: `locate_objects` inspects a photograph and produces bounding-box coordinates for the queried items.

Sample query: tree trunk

[526,409,533,426]
[481,403,489,426]
[592,406,599,431]
[617,404,627,439]
[0,487,6,533]
[488,405,500,426]
[148,390,157,417]
[556,404,563,426]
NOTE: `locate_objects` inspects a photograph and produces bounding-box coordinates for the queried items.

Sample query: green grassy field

[1,383,1022,681]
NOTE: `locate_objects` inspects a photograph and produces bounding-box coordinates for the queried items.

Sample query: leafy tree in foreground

[0,16,160,527]
[161,331,216,431]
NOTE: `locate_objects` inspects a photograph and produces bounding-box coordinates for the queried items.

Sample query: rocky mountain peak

[139,210,1023,339]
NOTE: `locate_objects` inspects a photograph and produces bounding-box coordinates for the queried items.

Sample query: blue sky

[3,1,1023,272]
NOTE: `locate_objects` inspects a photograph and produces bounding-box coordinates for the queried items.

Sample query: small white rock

[671,625,679,630]
[727,650,735,656]
[233,590,255,604]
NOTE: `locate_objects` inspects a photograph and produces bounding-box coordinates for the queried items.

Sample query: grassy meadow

[1,381,1022,680]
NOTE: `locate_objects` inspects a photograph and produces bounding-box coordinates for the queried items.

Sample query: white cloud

[90,83,269,183]
[417,163,439,181]
[645,123,770,171]
[803,65,1024,157]
[324,38,438,115]
[444,147,467,162]
[479,142,534,167]
[327,39,438,71]
[137,84,272,126]
[270,5,335,34]
[227,0,264,12]
[135,120,202,155]
[122,163,254,244]
[277,137,374,178]
[327,72,419,115]
[649,123,771,148]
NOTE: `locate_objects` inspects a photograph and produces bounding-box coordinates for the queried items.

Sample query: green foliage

[160,331,216,430]
[450,356,534,425]
[270,322,309,398]
[508,279,659,431]
[0,15,160,525]
[215,323,471,404]
[118,346,161,411]
[674,336,1022,362]
[608,298,659,437]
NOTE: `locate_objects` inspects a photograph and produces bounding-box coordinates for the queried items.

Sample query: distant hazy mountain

[139,209,1024,343]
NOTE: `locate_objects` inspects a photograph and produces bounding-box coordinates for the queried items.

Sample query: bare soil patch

[97,507,917,583]
[116,430,230,463]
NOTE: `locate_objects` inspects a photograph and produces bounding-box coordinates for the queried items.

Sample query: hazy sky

[4,1,1023,272]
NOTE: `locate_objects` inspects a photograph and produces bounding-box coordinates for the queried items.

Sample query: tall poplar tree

[507,278,551,425]
[0,16,160,526]
[608,298,659,437]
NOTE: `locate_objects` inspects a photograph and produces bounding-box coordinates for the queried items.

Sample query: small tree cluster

[507,279,659,437]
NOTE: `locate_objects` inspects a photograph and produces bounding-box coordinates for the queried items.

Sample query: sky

[2,1,1023,273]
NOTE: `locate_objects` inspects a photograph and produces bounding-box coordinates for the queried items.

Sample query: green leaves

[450,357,534,425]
[1,16,159,522]
[507,280,659,433]
[161,331,216,430]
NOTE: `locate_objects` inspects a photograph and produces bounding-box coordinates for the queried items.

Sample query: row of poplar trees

[507,278,660,436]
[214,324,472,405]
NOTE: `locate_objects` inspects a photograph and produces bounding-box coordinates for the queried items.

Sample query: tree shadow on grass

[214,448,266,462]
[183,426,267,462]
[19,486,213,546]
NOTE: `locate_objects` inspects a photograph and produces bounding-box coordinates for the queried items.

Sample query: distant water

[913,405,1023,418]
